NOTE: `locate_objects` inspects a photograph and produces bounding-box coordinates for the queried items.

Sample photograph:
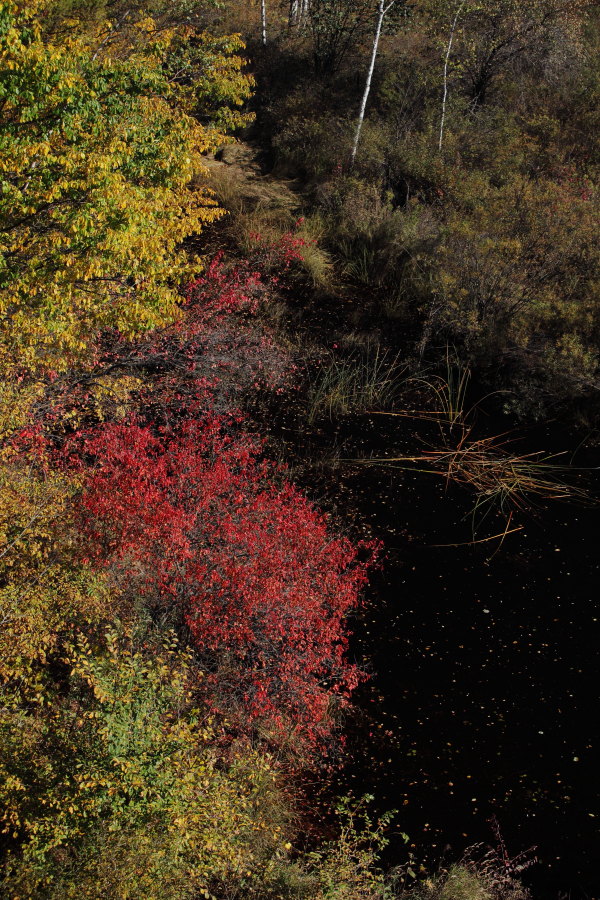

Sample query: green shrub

[0,627,285,899]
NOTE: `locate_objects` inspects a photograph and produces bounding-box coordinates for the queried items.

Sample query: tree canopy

[0,0,252,374]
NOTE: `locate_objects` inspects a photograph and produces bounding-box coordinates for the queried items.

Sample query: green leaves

[0,1,252,375]
[1,627,282,899]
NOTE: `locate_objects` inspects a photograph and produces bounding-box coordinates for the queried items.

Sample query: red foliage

[43,238,373,757]
[183,251,265,321]
[73,416,375,755]
[37,252,294,430]
[245,223,314,278]
[132,252,294,406]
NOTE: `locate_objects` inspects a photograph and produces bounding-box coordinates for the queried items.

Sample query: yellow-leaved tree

[0,0,253,374]
[0,627,286,900]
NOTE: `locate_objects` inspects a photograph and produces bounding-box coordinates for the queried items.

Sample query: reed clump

[307,346,406,423]
[355,356,590,536]
[371,429,581,516]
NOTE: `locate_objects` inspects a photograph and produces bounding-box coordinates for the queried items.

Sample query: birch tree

[289,0,311,27]
[261,0,267,44]
[430,0,590,132]
[350,0,404,165]
[438,0,466,152]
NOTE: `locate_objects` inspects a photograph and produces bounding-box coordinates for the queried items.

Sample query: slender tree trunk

[291,0,310,27]
[438,0,465,153]
[261,0,267,45]
[350,0,395,166]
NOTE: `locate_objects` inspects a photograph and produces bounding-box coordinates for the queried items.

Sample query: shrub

[0,627,285,899]
[0,1,251,374]
[69,415,375,756]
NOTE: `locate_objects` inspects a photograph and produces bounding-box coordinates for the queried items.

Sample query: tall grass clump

[356,355,590,538]
[405,863,527,900]
[399,834,534,900]
[202,154,334,289]
[307,346,406,423]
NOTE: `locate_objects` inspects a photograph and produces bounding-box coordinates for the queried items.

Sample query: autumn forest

[1,1,599,898]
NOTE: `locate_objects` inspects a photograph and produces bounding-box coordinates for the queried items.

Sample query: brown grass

[352,357,591,537]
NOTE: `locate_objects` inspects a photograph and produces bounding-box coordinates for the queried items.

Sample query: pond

[322,413,600,898]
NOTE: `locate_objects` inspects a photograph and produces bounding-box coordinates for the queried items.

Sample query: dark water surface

[326,417,600,898]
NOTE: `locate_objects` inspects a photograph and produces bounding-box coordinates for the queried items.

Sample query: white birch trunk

[261,0,267,45]
[350,0,395,166]
[438,1,465,152]
[290,0,310,28]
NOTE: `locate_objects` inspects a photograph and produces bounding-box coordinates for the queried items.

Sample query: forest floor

[202,140,303,217]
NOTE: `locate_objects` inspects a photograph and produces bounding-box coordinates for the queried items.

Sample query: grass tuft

[307,346,406,423]
[352,353,591,538]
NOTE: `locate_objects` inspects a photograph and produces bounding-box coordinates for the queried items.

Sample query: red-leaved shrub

[74,416,375,755]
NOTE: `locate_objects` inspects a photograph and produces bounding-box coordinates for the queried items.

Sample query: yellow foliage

[0,440,109,696]
[0,628,285,899]
[0,0,253,375]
